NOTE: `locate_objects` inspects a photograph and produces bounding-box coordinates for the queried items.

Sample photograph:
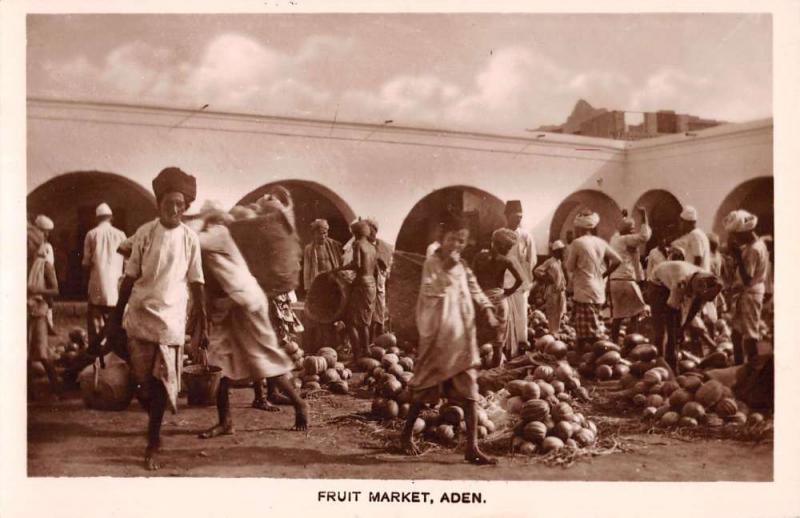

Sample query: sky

[27,13,772,134]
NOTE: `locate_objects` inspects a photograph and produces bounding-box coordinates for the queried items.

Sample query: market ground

[28,386,772,480]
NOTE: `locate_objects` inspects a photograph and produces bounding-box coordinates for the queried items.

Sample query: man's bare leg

[252,379,279,412]
[145,381,167,471]
[200,377,235,439]
[270,374,309,431]
[464,400,497,465]
[400,402,423,455]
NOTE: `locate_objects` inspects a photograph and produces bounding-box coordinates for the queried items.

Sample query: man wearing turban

[671,205,711,271]
[303,218,343,351]
[503,200,537,357]
[534,240,568,334]
[565,209,622,351]
[364,217,394,337]
[608,207,652,342]
[33,215,57,334]
[106,166,208,471]
[723,210,769,364]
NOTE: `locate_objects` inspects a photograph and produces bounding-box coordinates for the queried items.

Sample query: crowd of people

[26,166,773,469]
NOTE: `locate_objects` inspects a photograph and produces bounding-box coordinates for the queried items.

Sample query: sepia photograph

[3,2,800,516]
[21,10,778,479]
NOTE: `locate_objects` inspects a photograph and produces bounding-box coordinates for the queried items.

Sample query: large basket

[182,364,223,406]
[306,272,351,324]
[78,354,134,411]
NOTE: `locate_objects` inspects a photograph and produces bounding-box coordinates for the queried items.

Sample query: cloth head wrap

[34,214,54,231]
[350,220,370,238]
[550,240,566,251]
[491,228,517,249]
[311,219,330,232]
[95,203,113,217]
[723,209,758,233]
[618,217,635,234]
[680,206,698,222]
[574,209,600,230]
[152,167,196,204]
[364,217,379,232]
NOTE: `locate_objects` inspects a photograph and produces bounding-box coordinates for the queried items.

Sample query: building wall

[27,99,772,254]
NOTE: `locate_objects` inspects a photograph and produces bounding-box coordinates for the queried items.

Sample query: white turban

[574,210,600,229]
[34,214,54,231]
[550,240,566,251]
[723,209,758,233]
[680,206,698,222]
[95,203,112,217]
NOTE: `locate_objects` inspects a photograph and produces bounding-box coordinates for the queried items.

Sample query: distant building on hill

[539,99,726,140]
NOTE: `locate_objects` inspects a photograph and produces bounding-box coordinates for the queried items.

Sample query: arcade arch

[713,177,773,239]
[633,189,683,251]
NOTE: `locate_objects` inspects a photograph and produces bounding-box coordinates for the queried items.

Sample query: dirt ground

[28,384,772,480]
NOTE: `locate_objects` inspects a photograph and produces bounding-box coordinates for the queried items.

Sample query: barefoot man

[195,203,308,438]
[400,212,499,465]
[106,167,208,471]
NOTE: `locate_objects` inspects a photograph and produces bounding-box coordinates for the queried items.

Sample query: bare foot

[465,448,498,465]
[198,423,235,439]
[252,397,280,412]
[291,401,309,431]
[144,446,161,471]
[401,437,421,456]
[268,391,293,406]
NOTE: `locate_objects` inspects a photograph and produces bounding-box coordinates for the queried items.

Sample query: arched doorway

[549,190,622,243]
[633,189,683,251]
[27,171,158,300]
[714,177,773,238]
[394,185,506,257]
[238,179,356,248]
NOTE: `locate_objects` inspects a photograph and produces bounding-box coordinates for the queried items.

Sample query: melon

[541,436,565,453]
[647,394,664,408]
[706,414,724,427]
[520,399,550,422]
[631,360,657,377]
[566,350,581,367]
[574,428,595,447]
[632,394,648,407]
[546,394,560,408]
[399,372,414,386]
[669,388,693,409]
[728,412,747,425]
[341,368,353,381]
[565,376,582,391]
[477,425,488,439]
[643,369,663,385]
[623,333,648,350]
[703,351,728,369]
[534,365,555,381]
[629,343,658,362]
[518,440,538,455]
[682,401,706,421]
[372,367,386,380]
[642,406,658,420]
[396,388,412,404]
[597,350,622,366]
[303,356,328,375]
[398,357,414,372]
[586,420,598,435]
[553,421,574,441]
[678,359,697,373]
[320,368,341,384]
[369,346,386,360]
[535,380,556,398]
[374,333,397,349]
[551,380,565,395]
[381,378,403,399]
[654,405,672,420]
[595,364,613,380]
[412,417,426,434]
[695,380,726,409]
[506,380,528,397]
[545,340,568,359]
[555,362,575,382]
[660,380,681,398]
[556,392,572,402]
[620,373,638,389]
[301,374,320,384]
[676,375,702,392]
[284,340,300,355]
[653,367,671,380]
[632,381,649,395]
[484,419,497,434]
[552,402,574,422]
[648,382,664,395]
[660,411,680,426]
[387,363,405,380]
[381,353,400,368]
[678,416,699,427]
[334,361,346,373]
[520,382,542,401]
[441,405,465,425]
[356,357,381,372]
[715,398,738,418]
[522,421,548,443]
[613,363,630,379]
[304,381,322,391]
[436,424,455,442]
[535,334,556,351]
[383,399,400,419]
[593,340,620,357]
[329,380,349,394]
[748,412,765,425]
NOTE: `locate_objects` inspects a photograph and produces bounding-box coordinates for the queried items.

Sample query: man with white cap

[724,209,769,365]
[565,209,622,351]
[34,215,57,334]
[608,207,651,343]
[534,240,568,333]
[503,200,537,356]
[672,206,711,271]
[82,203,127,346]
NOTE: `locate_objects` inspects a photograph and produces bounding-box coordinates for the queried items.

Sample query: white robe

[504,228,536,354]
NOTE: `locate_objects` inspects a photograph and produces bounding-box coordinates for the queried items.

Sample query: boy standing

[400,213,499,465]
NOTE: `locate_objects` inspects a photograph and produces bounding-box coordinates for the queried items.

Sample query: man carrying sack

[105,167,208,471]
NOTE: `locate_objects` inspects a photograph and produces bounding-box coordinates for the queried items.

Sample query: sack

[229,209,301,296]
[79,353,134,411]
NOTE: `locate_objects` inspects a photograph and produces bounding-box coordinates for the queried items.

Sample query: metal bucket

[182,364,223,406]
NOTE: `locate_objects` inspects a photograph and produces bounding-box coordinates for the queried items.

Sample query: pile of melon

[360,341,416,421]
[527,310,577,349]
[403,403,499,445]
[619,365,765,429]
[300,347,352,394]
[282,339,306,370]
[506,385,599,455]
